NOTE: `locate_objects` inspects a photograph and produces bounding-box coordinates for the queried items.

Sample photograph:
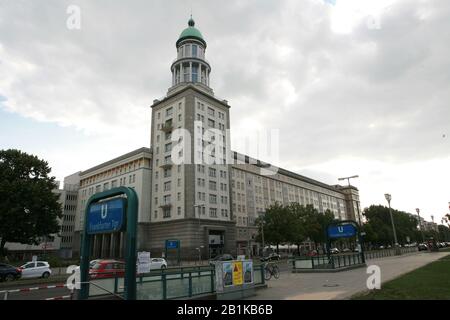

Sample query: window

[157,112,160,119]
[192,44,198,57]
[209,168,216,178]
[163,207,171,218]
[166,107,173,117]
[154,197,158,205]
[111,180,117,188]
[208,119,215,128]
[103,182,109,191]
[184,44,190,57]
[155,184,158,192]
[209,181,217,190]
[178,179,181,187]
[177,207,181,215]
[165,143,172,153]
[207,107,215,117]
[156,135,160,143]
[209,208,217,218]
[165,132,171,140]
[177,192,181,201]
[209,194,217,204]
[163,168,171,178]
[163,195,171,205]
[178,114,182,122]
[164,181,171,191]
[192,65,198,82]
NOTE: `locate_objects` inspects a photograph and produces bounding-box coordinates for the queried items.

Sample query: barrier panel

[87,264,266,300]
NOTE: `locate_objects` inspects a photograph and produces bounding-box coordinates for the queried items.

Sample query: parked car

[19,261,52,279]
[307,250,318,257]
[418,243,428,251]
[330,248,340,254]
[342,248,352,253]
[209,254,234,266]
[89,260,125,279]
[148,258,167,270]
[260,253,281,262]
[0,263,22,282]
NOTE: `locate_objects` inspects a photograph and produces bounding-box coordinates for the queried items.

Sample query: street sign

[87,198,125,234]
[327,224,357,239]
[165,239,179,249]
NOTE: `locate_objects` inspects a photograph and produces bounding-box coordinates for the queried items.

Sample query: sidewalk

[246,251,450,300]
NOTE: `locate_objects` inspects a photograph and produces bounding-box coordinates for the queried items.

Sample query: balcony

[160,160,173,169]
[160,121,174,133]
[159,202,172,209]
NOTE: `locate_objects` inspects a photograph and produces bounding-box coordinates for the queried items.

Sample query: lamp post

[384,193,400,255]
[416,208,426,244]
[194,204,205,258]
[258,211,265,257]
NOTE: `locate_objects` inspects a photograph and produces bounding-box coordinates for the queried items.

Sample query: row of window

[154,178,182,194]
[80,160,144,187]
[196,192,229,204]
[81,174,136,198]
[61,225,74,233]
[177,43,204,59]
[61,236,73,244]
[63,204,77,211]
[65,194,77,201]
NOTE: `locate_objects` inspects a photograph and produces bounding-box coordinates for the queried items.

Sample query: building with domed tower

[72,17,361,260]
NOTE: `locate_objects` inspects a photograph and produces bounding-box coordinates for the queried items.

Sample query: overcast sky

[1,0,449,223]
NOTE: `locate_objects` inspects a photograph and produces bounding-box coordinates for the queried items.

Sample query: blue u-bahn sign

[87,198,126,234]
[327,223,357,239]
[166,239,180,249]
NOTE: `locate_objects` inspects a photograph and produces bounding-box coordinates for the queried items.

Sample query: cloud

[1,0,449,219]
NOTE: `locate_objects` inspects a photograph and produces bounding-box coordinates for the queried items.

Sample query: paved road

[1,282,73,300]
[246,251,450,300]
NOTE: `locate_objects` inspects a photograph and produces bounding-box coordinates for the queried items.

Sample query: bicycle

[264,262,280,281]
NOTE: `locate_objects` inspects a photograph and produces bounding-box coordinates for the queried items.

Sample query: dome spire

[188,15,195,27]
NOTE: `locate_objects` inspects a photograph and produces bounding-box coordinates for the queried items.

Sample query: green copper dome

[176,18,206,47]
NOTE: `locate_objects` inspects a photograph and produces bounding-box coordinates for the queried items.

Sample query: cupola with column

[169,17,213,94]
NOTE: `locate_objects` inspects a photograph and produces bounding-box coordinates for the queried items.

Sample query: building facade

[69,18,361,260]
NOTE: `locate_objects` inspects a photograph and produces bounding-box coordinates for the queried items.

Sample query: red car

[89,260,125,279]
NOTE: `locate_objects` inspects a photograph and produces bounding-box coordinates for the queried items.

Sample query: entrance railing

[292,253,365,271]
[86,264,266,300]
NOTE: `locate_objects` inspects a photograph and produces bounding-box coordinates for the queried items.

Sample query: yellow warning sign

[232,261,243,285]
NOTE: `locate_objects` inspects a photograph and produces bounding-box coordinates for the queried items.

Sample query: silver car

[20,261,52,279]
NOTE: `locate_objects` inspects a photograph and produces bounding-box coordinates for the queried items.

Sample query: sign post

[165,239,180,265]
[79,187,138,300]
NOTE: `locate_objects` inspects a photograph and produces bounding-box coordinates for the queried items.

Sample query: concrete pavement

[247,251,450,300]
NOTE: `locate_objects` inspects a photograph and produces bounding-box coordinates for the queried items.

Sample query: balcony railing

[160,122,174,133]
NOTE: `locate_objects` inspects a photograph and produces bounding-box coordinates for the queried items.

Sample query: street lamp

[194,204,205,249]
[258,211,266,257]
[416,208,426,243]
[338,175,361,226]
[195,245,204,265]
[385,193,400,255]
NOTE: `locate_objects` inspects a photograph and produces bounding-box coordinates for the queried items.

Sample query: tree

[362,205,421,246]
[0,149,62,257]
